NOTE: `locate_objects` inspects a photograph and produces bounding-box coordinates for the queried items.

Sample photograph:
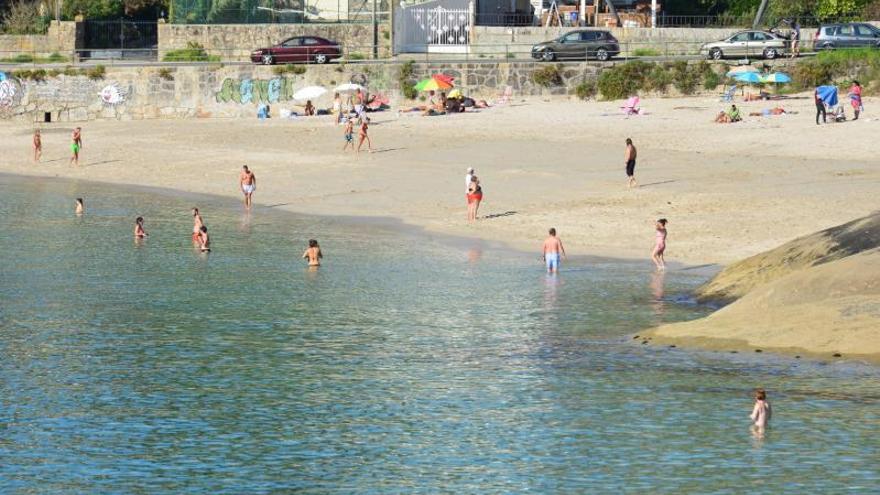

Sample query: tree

[63,0,125,18]
[2,0,49,34]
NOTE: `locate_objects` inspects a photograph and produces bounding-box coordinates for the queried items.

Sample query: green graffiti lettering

[215,78,240,103]
[216,77,298,105]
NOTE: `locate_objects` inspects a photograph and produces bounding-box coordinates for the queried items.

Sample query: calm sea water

[0,175,877,494]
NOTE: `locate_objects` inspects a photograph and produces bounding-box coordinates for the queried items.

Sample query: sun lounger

[493,86,513,106]
[720,85,737,102]
[620,96,640,115]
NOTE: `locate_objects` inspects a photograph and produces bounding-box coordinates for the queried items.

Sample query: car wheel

[261,54,274,65]
[541,49,555,62]
[709,48,723,60]
[314,53,329,64]
[596,48,610,61]
[822,42,835,50]
[763,48,777,59]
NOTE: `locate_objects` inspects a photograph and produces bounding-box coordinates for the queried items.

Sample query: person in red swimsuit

[467,175,482,222]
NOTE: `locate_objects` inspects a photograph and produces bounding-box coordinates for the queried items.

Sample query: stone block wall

[157,22,393,61]
[0,59,735,122]
[0,21,77,59]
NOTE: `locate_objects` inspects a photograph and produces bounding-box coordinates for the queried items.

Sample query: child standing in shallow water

[652,218,667,271]
[750,388,772,432]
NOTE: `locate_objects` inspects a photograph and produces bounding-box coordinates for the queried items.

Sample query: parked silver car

[814,23,880,50]
[531,30,621,62]
[700,30,787,60]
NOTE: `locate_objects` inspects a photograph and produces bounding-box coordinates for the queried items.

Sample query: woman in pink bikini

[651,218,667,271]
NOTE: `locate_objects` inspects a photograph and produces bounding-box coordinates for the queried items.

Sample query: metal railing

[169,7,391,24]
[657,13,871,28]
[0,40,835,67]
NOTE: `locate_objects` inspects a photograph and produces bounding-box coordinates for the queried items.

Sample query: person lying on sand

[748,107,795,117]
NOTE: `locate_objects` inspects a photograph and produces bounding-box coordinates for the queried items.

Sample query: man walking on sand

[625,138,637,189]
[542,228,566,274]
[240,165,256,209]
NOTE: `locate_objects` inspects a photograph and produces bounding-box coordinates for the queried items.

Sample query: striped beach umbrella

[414,76,454,92]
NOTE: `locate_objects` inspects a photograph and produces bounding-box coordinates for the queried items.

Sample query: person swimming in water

[134,216,147,238]
[197,225,210,252]
[302,239,323,267]
[652,218,667,271]
[75,198,84,215]
[192,208,204,243]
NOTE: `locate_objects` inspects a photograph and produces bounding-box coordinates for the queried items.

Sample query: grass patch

[633,48,661,57]
[347,52,367,60]
[272,64,307,76]
[532,64,564,87]
[158,68,174,81]
[162,42,220,62]
[0,52,68,64]
[86,64,106,80]
[575,80,597,100]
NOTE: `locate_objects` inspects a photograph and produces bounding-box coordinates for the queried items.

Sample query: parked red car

[250,36,342,65]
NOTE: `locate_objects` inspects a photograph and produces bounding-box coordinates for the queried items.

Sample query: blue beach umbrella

[734,72,763,84]
[762,72,791,84]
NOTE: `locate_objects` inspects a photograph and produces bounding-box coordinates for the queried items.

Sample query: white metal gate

[396,0,470,52]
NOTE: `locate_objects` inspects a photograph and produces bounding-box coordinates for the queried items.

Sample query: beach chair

[720,85,737,102]
[493,86,513,106]
[620,96,640,115]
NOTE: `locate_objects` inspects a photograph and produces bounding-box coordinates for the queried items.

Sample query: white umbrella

[726,66,759,77]
[334,83,364,93]
[292,86,327,101]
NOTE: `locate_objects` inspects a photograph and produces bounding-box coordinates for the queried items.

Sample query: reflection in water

[650,270,666,320]
[467,246,483,264]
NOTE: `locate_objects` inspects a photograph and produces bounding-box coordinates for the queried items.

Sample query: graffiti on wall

[215,77,301,104]
[99,83,127,105]
[0,72,22,108]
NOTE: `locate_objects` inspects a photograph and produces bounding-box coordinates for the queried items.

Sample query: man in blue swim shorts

[542,227,566,274]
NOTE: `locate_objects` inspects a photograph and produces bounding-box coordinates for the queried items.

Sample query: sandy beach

[2,94,878,265]
[2,93,879,358]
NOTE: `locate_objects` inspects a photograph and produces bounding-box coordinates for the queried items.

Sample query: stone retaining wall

[157,22,393,61]
[1,59,764,122]
[0,21,77,59]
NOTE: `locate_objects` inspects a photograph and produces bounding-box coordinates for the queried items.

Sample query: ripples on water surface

[0,175,878,494]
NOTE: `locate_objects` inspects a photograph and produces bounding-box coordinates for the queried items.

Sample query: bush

[47,52,66,63]
[633,48,660,57]
[86,64,106,80]
[398,60,418,100]
[703,69,722,90]
[532,64,564,87]
[162,42,220,62]
[273,64,307,75]
[668,60,701,95]
[644,64,672,93]
[158,68,174,81]
[597,60,652,100]
[1,1,49,35]
[347,52,367,60]
[574,80,597,100]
